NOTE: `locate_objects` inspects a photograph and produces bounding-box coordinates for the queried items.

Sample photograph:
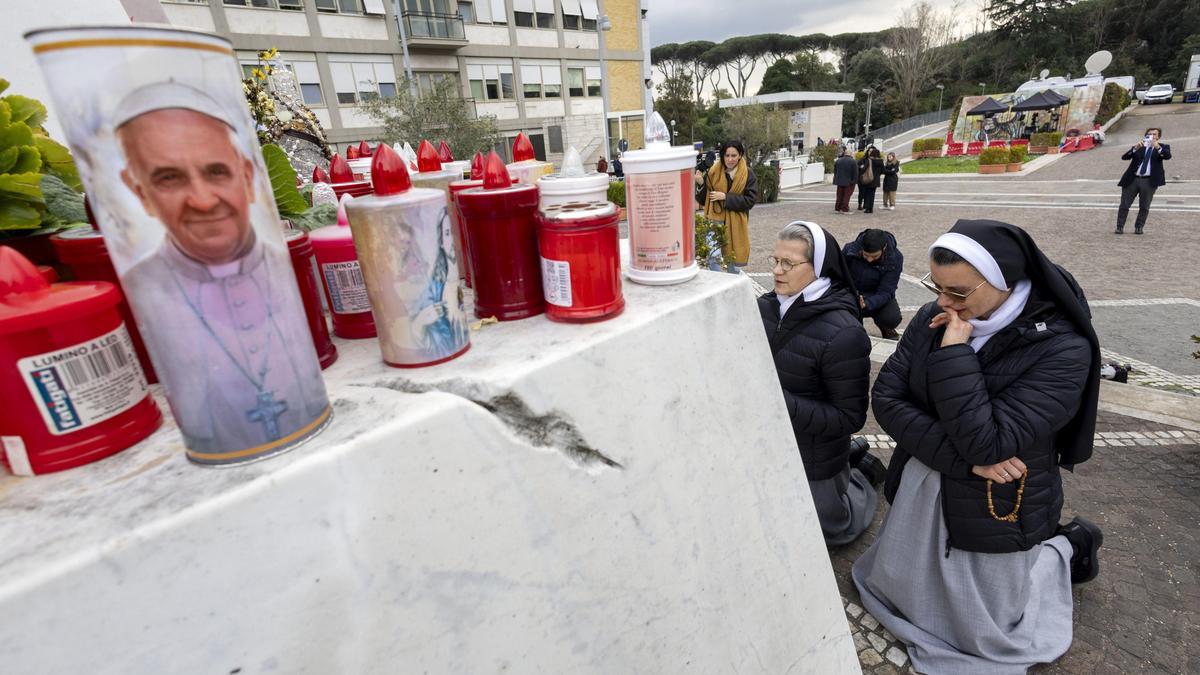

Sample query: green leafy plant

[1007,145,1028,163]
[1047,131,1063,147]
[812,143,839,173]
[606,180,626,208]
[753,163,779,203]
[262,143,337,231]
[363,77,499,157]
[0,78,85,235]
[979,146,1009,165]
[694,213,732,271]
[1094,82,1132,126]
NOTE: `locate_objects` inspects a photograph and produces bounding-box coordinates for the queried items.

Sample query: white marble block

[0,271,859,674]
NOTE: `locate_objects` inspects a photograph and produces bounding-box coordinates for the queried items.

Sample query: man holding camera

[1116,127,1171,235]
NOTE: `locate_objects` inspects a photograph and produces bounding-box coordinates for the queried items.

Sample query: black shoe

[848,436,870,467]
[1135,228,1144,235]
[1114,228,1124,234]
[857,453,887,488]
[880,327,900,340]
[1058,517,1103,584]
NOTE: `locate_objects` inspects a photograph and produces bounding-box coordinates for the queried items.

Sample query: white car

[1141,84,1175,104]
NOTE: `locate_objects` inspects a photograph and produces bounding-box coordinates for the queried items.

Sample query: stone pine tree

[361,77,499,156]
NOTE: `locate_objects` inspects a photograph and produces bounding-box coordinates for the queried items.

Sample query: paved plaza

[740,103,1200,673]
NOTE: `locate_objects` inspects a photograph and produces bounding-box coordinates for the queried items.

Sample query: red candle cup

[0,246,162,476]
[457,152,544,321]
[537,201,624,322]
[308,196,377,339]
[284,229,338,369]
[36,265,58,284]
[50,228,159,384]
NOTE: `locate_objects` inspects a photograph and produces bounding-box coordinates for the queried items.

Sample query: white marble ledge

[0,270,760,593]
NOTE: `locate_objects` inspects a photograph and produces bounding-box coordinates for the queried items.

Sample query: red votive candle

[308,196,377,339]
[457,152,544,321]
[0,246,162,476]
[536,200,624,322]
[284,229,338,369]
[50,227,159,384]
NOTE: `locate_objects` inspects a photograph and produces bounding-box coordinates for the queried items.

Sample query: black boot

[880,327,900,341]
[1135,227,1144,235]
[857,452,887,488]
[849,436,869,467]
[1113,227,1124,234]
[1057,517,1103,584]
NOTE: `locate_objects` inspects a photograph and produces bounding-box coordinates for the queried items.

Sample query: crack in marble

[357,379,624,471]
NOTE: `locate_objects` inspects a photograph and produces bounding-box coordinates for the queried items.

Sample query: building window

[465,0,506,24]
[579,0,598,30]
[467,63,514,101]
[416,72,457,96]
[315,0,362,13]
[561,0,596,30]
[567,66,601,97]
[521,64,561,100]
[514,11,534,27]
[548,125,563,154]
[513,0,555,28]
[292,62,325,105]
[223,0,304,8]
[330,60,397,105]
[536,11,555,28]
[457,0,474,22]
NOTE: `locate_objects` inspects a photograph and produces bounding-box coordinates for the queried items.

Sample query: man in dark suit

[1116,127,1171,235]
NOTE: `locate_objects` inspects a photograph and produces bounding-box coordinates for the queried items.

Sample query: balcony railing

[402,11,466,40]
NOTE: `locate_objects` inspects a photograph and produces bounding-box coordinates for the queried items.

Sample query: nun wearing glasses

[759,221,882,547]
[854,220,1104,674]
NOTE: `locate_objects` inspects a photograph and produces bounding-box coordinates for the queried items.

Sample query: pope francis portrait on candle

[115,81,329,459]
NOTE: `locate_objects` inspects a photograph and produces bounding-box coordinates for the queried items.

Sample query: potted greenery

[1028,133,1049,155]
[910,138,926,159]
[1006,144,1027,172]
[1045,131,1063,154]
[0,78,88,264]
[978,146,1009,174]
[607,180,626,221]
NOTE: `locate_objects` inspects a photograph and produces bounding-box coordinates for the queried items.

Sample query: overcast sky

[647,0,977,46]
[645,0,984,97]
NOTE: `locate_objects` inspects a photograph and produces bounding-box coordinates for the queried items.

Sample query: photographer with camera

[1115,127,1171,235]
[695,140,758,273]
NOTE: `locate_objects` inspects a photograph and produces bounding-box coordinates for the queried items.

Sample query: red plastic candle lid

[470,151,485,180]
[330,154,355,183]
[483,151,514,189]
[438,140,454,163]
[512,132,535,162]
[346,146,360,160]
[313,164,330,184]
[358,140,371,156]
[372,143,413,196]
[0,246,119,335]
[416,139,442,173]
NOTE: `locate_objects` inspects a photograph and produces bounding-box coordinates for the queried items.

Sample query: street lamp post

[670,119,677,142]
[936,83,945,111]
[979,82,986,96]
[862,87,874,142]
[598,15,614,162]
[390,0,417,97]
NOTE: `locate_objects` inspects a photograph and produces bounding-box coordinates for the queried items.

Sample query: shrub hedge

[979,147,1010,165]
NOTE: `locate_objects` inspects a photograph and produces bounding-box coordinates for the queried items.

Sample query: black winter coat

[871,294,1093,554]
[881,162,900,191]
[857,157,883,189]
[843,230,903,313]
[760,284,871,481]
[833,156,859,187]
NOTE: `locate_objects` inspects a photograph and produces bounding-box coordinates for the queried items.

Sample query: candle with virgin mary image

[27,25,332,465]
[344,144,470,367]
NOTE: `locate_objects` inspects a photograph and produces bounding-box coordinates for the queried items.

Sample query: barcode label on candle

[17,324,149,436]
[321,261,372,314]
[541,257,573,307]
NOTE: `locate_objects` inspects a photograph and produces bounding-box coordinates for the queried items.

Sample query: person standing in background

[1115,127,1171,235]
[881,152,901,210]
[833,147,859,215]
[696,140,758,274]
[858,146,883,214]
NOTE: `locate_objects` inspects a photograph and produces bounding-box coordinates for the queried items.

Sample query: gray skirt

[852,458,1074,674]
[811,463,878,546]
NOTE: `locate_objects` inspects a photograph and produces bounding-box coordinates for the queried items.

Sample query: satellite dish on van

[1084,50,1112,76]
[1039,69,1050,80]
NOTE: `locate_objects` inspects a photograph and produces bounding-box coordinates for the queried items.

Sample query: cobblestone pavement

[829,363,1200,674]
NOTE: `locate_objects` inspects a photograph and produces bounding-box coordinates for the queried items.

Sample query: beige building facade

[159,0,650,164]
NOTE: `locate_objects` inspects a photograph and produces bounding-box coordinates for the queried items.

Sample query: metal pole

[937,86,944,111]
[865,90,873,140]
[392,0,417,97]
[599,15,613,162]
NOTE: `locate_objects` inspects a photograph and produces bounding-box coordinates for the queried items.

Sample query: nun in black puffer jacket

[853,220,1104,675]
[758,221,879,547]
